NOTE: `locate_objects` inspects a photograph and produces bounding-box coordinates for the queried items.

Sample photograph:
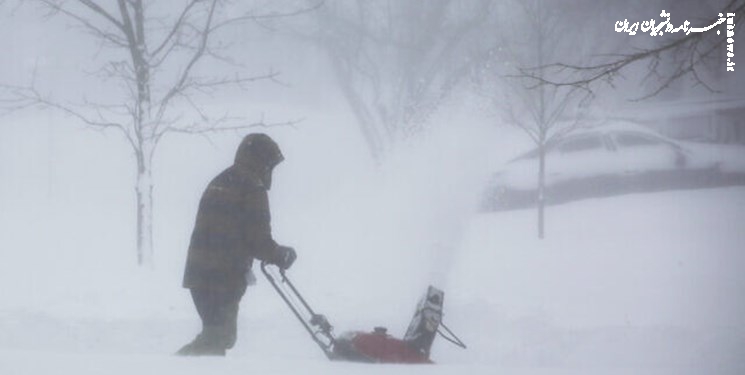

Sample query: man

[177,133,297,356]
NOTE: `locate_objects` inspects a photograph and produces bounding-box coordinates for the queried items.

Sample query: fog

[1,1,744,374]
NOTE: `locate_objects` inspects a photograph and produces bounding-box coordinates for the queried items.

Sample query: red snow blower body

[332,327,433,364]
[260,262,466,364]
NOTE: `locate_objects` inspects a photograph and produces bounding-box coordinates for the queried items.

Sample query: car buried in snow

[482,122,745,211]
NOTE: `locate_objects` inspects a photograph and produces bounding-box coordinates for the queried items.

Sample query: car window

[557,134,604,153]
[613,132,663,148]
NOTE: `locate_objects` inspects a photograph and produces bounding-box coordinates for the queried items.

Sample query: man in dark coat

[177,133,297,356]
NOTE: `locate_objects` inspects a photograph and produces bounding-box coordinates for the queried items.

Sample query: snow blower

[260,262,466,364]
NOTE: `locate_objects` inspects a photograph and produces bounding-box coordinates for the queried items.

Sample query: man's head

[235,133,284,189]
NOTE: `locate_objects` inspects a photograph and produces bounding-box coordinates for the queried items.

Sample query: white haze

[1,2,744,375]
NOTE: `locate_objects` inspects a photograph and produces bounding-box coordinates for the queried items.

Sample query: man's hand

[275,245,297,270]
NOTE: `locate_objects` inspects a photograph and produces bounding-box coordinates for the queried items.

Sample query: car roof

[510,121,682,161]
[564,121,680,143]
[573,121,656,135]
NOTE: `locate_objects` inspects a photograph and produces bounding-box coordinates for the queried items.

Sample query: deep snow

[1,88,744,375]
[2,186,744,374]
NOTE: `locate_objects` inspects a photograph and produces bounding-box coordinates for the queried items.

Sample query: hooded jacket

[182,136,283,290]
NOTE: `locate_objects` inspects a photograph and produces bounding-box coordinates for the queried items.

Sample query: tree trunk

[135,153,154,266]
[536,0,546,240]
[537,143,546,239]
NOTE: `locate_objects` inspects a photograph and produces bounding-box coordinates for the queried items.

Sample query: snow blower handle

[275,267,332,336]
[437,321,467,349]
[260,261,336,359]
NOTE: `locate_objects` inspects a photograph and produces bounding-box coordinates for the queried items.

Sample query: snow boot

[176,326,228,356]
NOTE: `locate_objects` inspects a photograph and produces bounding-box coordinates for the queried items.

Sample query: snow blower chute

[260,262,466,364]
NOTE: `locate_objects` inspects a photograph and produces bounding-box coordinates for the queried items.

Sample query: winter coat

[182,163,282,291]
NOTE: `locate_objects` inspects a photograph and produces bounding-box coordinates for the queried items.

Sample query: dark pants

[188,286,246,352]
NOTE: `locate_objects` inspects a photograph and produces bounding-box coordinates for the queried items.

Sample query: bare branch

[150,0,200,58]
[32,0,127,47]
[157,115,301,147]
[155,0,218,121]
[170,118,301,135]
[528,0,745,97]
[78,0,125,30]
[2,83,139,150]
[509,109,540,144]
[208,1,324,34]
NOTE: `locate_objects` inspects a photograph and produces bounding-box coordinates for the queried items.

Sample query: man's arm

[243,188,280,263]
[242,188,297,270]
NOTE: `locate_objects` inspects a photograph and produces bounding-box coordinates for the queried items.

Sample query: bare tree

[1,0,314,265]
[474,0,596,238]
[302,0,492,160]
[530,0,744,99]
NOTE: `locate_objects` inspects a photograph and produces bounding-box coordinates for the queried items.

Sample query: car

[482,122,745,211]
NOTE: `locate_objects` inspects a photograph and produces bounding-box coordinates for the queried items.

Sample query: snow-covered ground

[1,172,744,374]
[1,102,744,374]
[449,187,745,372]
[4,184,745,375]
